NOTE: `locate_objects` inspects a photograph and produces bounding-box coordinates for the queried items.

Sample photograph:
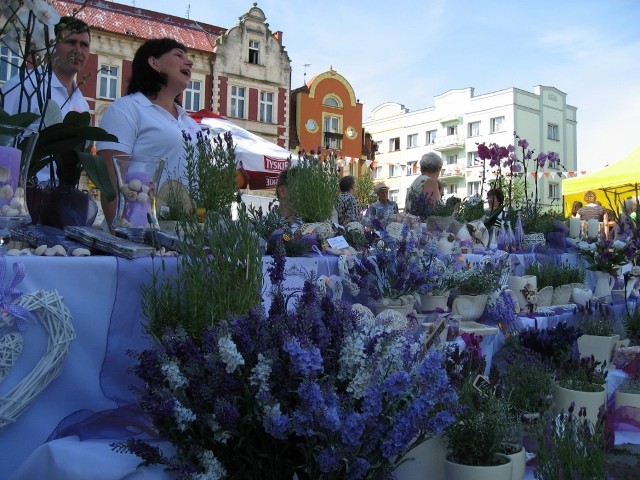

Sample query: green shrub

[525,261,584,289]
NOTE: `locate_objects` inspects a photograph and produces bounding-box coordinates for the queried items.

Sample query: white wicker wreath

[0,289,75,429]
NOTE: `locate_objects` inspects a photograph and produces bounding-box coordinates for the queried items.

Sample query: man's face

[52,30,91,75]
[377,188,389,203]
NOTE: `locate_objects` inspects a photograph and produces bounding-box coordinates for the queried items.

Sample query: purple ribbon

[0,256,37,331]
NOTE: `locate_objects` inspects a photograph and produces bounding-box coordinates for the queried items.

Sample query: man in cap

[364,182,398,227]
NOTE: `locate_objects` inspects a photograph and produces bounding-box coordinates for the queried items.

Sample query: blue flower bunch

[114,240,457,479]
[483,288,517,335]
[350,224,439,301]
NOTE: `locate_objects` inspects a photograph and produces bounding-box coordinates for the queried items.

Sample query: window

[259,91,273,123]
[323,96,340,107]
[447,154,458,165]
[0,46,19,82]
[375,141,383,154]
[446,125,457,136]
[467,181,481,196]
[468,121,480,137]
[98,64,119,100]
[230,86,246,118]
[426,130,437,144]
[406,161,418,175]
[447,184,458,195]
[373,166,383,179]
[547,152,560,168]
[324,115,339,133]
[467,151,481,167]
[407,133,418,148]
[389,164,403,177]
[490,116,504,133]
[323,115,341,149]
[389,137,400,151]
[390,190,399,203]
[183,80,201,112]
[548,183,559,199]
[548,123,559,140]
[248,40,260,64]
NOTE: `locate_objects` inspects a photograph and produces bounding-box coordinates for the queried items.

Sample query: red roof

[51,0,225,53]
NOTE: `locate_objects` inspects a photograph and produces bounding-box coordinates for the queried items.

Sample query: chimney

[273,31,283,43]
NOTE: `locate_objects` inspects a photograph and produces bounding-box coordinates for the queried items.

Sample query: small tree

[355,171,377,209]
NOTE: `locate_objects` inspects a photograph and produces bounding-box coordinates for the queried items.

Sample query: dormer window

[249,40,260,64]
[322,95,341,108]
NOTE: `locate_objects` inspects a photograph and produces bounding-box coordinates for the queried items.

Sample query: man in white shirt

[1,16,91,125]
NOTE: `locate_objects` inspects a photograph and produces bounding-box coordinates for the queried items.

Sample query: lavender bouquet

[113,240,457,479]
[349,223,438,302]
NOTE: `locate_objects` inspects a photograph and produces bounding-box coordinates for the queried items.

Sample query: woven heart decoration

[0,332,24,383]
[0,290,75,430]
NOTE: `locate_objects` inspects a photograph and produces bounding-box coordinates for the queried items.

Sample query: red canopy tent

[189,110,294,190]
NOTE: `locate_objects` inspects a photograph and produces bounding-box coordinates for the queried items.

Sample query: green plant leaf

[0,109,40,129]
[28,110,118,192]
[78,150,116,201]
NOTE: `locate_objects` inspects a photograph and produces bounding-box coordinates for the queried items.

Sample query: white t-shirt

[96,92,201,182]
[1,68,90,124]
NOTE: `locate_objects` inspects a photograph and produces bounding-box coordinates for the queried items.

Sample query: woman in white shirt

[96,38,202,228]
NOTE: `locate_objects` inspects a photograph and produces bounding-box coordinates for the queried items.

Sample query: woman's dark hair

[339,175,355,193]
[127,38,188,97]
[486,188,504,205]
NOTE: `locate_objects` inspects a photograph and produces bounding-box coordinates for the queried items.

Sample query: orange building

[291,68,367,177]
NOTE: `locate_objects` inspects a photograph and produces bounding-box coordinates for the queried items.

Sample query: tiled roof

[51,0,225,53]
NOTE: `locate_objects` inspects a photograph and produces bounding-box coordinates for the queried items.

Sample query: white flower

[173,400,196,431]
[249,353,272,393]
[194,450,226,480]
[161,360,187,390]
[218,335,245,373]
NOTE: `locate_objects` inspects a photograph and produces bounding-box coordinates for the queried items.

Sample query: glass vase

[111,154,166,233]
[0,124,37,253]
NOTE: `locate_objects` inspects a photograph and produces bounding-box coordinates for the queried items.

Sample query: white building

[363,85,577,211]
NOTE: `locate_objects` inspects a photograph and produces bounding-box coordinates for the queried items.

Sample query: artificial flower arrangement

[577,237,631,276]
[113,236,458,479]
[346,222,439,305]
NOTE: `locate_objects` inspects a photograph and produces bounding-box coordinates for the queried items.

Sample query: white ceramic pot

[444,455,512,480]
[451,294,488,322]
[551,284,572,305]
[593,271,614,299]
[536,286,553,307]
[615,390,640,412]
[577,334,619,369]
[369,299,415,317]
[394,435,446,480]
[553,383,606,427]
[421,293,449,313]
[503,445,526,480]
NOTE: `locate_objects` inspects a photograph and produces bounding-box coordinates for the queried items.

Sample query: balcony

[433,134,465,151]
[440,164,464,179]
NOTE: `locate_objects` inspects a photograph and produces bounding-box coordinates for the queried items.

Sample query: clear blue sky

[110,0,640,172]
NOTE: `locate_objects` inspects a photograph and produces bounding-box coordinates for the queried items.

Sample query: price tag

[326,235,349,249]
